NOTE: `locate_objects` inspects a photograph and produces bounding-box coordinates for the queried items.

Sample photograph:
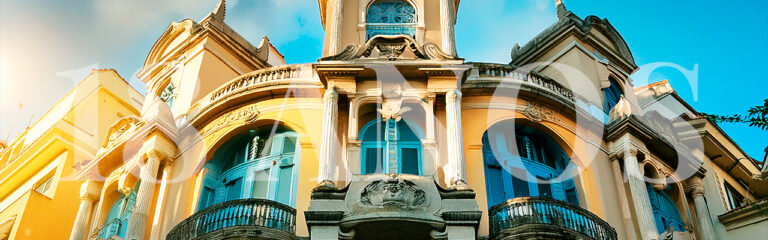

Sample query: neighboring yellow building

[0,69,143,240]
[2,1,766,240]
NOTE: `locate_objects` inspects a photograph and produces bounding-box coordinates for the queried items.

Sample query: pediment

[511,13,636,72]
[320,35,460,61]
[142,19,201,71]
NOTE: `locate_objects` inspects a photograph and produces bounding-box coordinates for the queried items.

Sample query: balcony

[166,198,298,240]
[489,197,617,240]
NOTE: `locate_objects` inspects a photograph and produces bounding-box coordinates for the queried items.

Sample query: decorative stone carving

[360,178,426,210]
[321,35,459,61]
[101,117,144,154]
[608,95,631,122]
[643,110,678,143]
[378,87,411,121]
[522,102,557,122]
[200,105,259,137]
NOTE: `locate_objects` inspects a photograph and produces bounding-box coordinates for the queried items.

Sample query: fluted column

[623,147,658,240]
[328,0,344,55]
[445,89,467,188]
[318,87,339,187]
[686,177,716,240]
[439,0,457,56]
[69,180,101,240]
[125,153,161,240]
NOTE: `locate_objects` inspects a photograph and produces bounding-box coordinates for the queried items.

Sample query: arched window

[482,124,579,208]
[647,185,685,233]
[360,118,423,175]
[98,181,139,239]
[160,83,176,108]
[602,78,623,112]
[197,127,300,210]
[366,0,417,40]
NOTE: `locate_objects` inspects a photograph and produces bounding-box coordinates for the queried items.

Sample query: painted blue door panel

[198,129,301,211]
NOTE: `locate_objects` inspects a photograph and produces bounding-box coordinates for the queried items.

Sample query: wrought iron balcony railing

[489,197,617,240]
[166,198,296,240]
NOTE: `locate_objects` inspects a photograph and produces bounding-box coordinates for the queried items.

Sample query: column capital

[625,146,638,157]
[323,87,339,102]
[145,148,167,160]
[684,176,706,198]
[79,180,102,201]
[446,89,462,102]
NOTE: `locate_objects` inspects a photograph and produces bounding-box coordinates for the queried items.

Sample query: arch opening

[197,125,301,210]
[481,120,581,208]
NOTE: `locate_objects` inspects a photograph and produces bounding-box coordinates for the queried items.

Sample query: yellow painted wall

[0,69,143,240]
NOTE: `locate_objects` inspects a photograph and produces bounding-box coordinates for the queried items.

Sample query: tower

[318,0,460,57]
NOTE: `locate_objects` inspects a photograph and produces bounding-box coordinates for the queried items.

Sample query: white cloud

[0,0,320,141]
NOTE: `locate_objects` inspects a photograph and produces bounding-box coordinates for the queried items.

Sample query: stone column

[149,161,174,240]
[686,177,716,240]
[328,0,344,55]
[318,87,339,187]
[69,181,101,240]
[623,147,658,240]
[445,89,468,188]
[125,153,161,240]
[439,0,457,56]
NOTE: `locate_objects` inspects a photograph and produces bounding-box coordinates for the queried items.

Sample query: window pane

[365,147,383,174]
[282,136,297,154]
[252,169,270,199]
[366,1,417,40]
[276,166,293,205]
[400,147,419,175]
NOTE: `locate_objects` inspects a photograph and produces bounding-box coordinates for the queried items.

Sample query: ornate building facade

[1,0,766,240]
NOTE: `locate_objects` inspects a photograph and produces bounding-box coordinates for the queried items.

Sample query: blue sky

[0,0,766,159]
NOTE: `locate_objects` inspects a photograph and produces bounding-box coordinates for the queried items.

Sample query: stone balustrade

[187,63,319,120]
[465,63,575,102]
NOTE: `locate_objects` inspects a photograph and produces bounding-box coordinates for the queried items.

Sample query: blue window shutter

[484,165,504,207]
[276,165,294,205]
[225,178,242,201]
[400,147,420,175]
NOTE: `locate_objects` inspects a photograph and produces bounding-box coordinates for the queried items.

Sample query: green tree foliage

[703,99,768,130]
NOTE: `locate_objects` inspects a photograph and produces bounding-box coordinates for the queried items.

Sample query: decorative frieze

[360,178,426,210]
[200,105,259,138]
[321,35,459,61]
[522,102,557,122]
